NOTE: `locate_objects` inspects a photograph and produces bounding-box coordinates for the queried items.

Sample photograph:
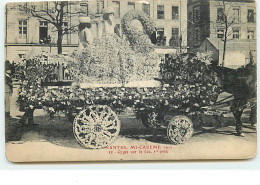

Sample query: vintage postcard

[5,0,256,162]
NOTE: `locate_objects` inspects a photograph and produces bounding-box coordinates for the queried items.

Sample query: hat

[102,7,114,14]
[79,17,91,24]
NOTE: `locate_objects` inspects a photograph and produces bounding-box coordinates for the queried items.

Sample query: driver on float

[102,7,117,35]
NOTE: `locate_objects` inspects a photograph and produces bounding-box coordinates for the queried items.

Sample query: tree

[214,0,239,66]
[9,1,83,54]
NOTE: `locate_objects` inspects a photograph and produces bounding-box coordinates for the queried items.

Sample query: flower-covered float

[16,10,220,149]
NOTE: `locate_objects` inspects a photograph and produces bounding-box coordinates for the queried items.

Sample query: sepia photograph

[4,0,257,162]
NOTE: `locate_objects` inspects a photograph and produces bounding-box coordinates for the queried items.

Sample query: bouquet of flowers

[160,52,220,109]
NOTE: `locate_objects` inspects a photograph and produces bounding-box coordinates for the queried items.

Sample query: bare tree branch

[211,0,238,66]
[55,2,61,26]
[20,4,57,26]
[62,24,79,35]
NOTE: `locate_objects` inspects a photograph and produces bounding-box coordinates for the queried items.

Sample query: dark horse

[214,62,256,136]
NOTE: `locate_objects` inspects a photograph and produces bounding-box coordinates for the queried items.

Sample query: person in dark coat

[5,60,13,118]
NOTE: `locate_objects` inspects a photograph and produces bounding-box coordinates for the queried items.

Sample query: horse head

[213,63,256,99]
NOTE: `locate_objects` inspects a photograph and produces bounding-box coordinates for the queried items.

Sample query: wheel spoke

[99,107,109,118]
[81,110,90,119]
[105,123,118,130]
[89,111,100,123]
[77,111,94,127]
[103,113,117,126]
[94,134,103,146]
[78,125,90,134]
[87,133,95,146]
[77,117,94,126]
[95,133,108,147]
[101,130,113,139]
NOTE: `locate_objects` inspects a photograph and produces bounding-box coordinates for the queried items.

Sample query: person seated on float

[78,17,93,49]
[102,7,116,35]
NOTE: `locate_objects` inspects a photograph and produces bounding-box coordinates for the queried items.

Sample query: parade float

[16,10,222,149]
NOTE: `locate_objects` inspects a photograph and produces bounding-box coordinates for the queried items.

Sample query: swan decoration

[70,10,160,87]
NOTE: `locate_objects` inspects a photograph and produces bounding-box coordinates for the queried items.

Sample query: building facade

[187,0,256,67]
[103,0,188,49]
[5,1,91,62]
[5,0,188,62]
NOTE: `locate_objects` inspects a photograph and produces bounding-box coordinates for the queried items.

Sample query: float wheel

[167,115,193,145]
[73,105,120,149]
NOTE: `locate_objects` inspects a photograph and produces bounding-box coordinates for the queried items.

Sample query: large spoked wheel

[167,115,193,145]
[73,105,120,149]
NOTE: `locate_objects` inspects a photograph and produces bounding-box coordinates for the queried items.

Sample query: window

[39,2,48,11]
[233,8,240,23]
[156,28,165,46]
[62,21,69,44]
[142,3,150,16]
[193,6,200,22]
[80,2,89,16]
[128,2,135,10]
[18,20,27,40]
[233,28,239,39]
[39,21,48,44]
[97,0,104,14]
[112,1,120,18]
[194,27,200,44]
[156,28,164,38]
[169,28,179,47]
[157,5,164,19]
[217,7,224,22]
[247,9,255,22]
[40,21,48,27]
[217,28,224,39]
[247,28,254,39]
[172,6,179,20]
[172,28,179,37]
[18,54,26,59]
[62,22,68,28]
[62,21,68,33]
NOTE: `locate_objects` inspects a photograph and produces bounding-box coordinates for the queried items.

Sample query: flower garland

[17,83,218,116]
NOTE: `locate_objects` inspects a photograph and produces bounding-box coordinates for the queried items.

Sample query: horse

[213,62,256,136]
